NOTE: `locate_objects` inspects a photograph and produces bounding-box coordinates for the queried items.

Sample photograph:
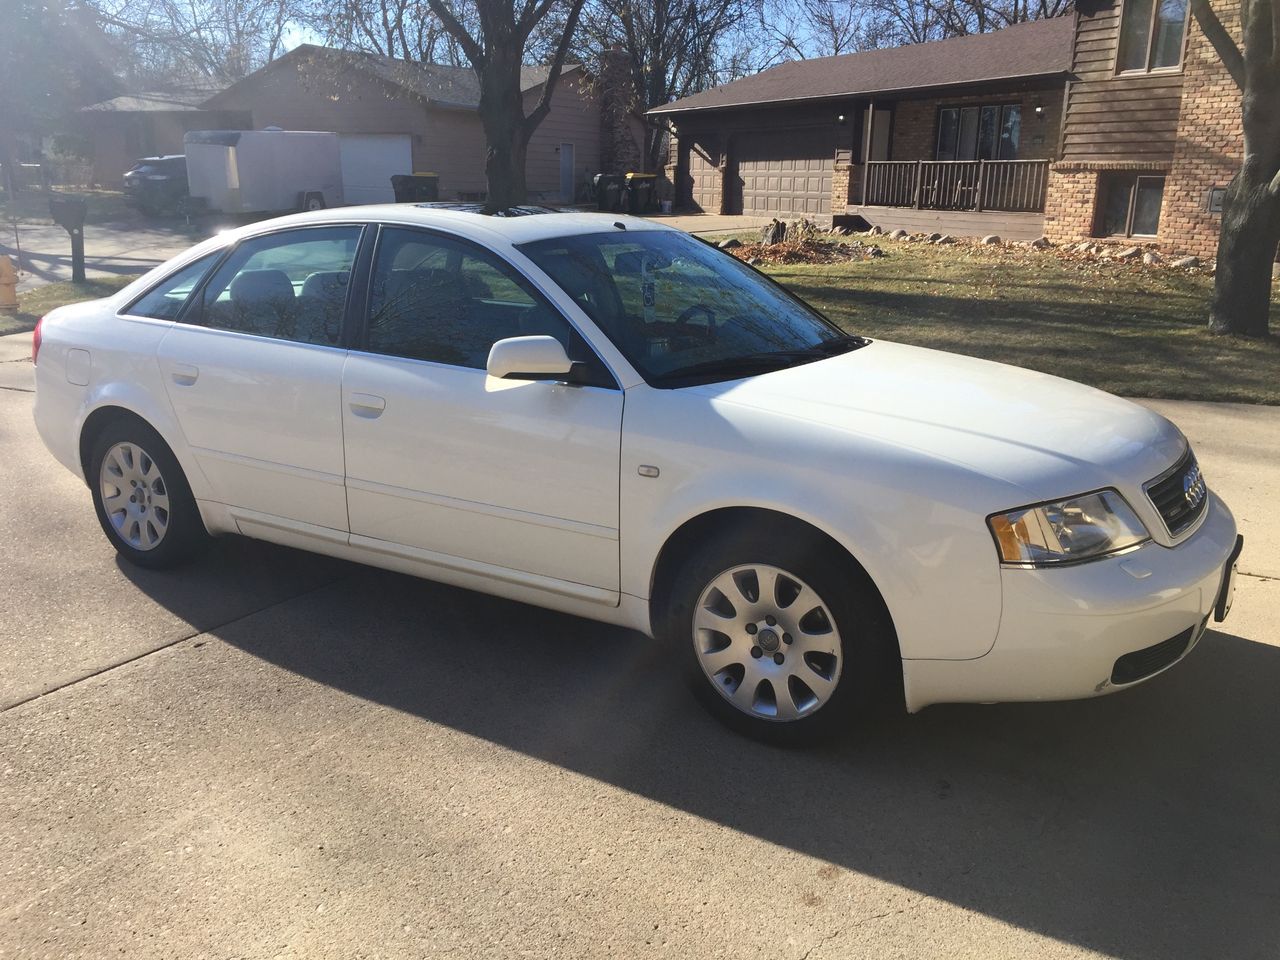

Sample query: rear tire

[88,418,208,569]
[658,523,899,743]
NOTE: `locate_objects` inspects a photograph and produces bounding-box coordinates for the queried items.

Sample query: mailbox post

[48,197,88,283]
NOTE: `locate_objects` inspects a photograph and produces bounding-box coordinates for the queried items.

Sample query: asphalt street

[2,341,1278,959]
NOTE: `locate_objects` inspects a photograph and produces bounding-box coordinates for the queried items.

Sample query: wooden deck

[841,206,1047,241]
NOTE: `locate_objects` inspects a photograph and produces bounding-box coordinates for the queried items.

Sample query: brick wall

[1160,0,1243,261]
[832,161,853,207]
[1043,168,1100,244]
[890,89,1063,162]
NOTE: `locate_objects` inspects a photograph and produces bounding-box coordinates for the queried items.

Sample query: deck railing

[862,159,1049,213]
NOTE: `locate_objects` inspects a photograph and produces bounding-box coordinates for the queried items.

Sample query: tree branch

[1190,0,1246,88]
[523,0,587,137]
[421,0,485,65]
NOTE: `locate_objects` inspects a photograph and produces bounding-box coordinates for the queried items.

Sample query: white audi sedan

[33,205,1243,740]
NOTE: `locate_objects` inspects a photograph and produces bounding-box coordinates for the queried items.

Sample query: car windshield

[518,230,863,386]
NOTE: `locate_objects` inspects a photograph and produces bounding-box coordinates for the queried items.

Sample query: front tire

[659,525,898,743]
[88,419,208,569]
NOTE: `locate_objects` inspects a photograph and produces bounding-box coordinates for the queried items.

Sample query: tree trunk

[1208,165,1280,336]
[477,48,531,212]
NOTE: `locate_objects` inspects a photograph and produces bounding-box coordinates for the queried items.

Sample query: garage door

[735,128,835,217]
[687,144,721,214]
[339,134,413,205]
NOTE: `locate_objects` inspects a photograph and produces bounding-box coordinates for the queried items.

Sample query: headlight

[988,489,1149,566]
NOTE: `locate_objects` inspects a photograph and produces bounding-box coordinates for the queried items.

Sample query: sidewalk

[1,218,204,293]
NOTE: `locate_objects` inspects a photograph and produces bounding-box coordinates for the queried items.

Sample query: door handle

[171,363,199,386]
[349,393,386,418]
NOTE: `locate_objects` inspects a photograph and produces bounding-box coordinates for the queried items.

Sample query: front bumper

[902,492,1239,712]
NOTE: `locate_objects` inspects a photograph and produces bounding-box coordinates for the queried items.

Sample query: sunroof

[412,202,563,217]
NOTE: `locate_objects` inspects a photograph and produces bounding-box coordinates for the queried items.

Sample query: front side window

[193,226,362,345]
[936,105,1021,161]
[1098,174,1165,237]
[1117,0,1187,71]
[124,252,222,321]
[519,230,861,387]
[365,227,613,385]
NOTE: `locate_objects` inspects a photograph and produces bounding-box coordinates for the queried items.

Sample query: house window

[1117,0,1188,72]
[1098,174,1165,237]
[936,105,1021,161]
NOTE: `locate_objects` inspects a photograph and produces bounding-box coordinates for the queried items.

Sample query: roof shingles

[649,17,1074,116]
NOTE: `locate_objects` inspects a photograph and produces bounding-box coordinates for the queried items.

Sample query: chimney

[598,43,644,175]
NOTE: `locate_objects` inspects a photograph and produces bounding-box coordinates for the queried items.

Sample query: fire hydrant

[0,255,18,315]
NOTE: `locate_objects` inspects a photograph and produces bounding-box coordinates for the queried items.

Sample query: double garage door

[733,127,835,218]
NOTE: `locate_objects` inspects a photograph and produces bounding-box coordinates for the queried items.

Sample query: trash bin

[624,172,657,214]
[593,173,624,212]
[391,173,440,203]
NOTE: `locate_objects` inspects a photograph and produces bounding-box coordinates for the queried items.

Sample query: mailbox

[49,196,88,282]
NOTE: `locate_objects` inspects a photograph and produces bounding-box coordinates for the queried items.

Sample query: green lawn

[1,276,136,336]
[753,238,1280,404]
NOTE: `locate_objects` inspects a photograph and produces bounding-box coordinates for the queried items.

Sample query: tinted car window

[519,230,854,386]
[365,227,613,386]
[194,226,362,345]
[124,252,221,321]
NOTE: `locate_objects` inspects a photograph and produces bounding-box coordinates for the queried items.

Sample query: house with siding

[652,3,1250,260]
[201,45,645,205]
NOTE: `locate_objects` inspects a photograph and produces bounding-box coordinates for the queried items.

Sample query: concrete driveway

[2,338,1278,958]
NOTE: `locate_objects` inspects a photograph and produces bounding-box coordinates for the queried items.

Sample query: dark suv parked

[123,155,188,214]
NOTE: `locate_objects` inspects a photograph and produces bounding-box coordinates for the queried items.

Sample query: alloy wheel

[99,441,171,551]
[692,564,843,721]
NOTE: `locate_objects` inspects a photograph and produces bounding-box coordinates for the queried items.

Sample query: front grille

[1144,447,1208,536]
[1111,625,1196,684]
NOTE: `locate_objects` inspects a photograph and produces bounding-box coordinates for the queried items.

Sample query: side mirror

[486,335,575,381]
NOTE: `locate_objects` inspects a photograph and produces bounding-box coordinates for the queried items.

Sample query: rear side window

[192,226,362,346]
[124,252,222,321]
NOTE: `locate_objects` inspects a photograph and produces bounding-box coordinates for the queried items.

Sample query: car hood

[693,340,1186,501]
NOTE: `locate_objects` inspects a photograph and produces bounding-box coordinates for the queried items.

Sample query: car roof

[216,204,678,247]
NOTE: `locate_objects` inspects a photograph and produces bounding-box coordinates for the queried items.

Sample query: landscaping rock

[928,232,943,242]
[1171,255,1200,269]
[1030,236,1051,249]
[747,257,762,266]
[869,225,884,235]
[718,238,742,249]
[868,245,886,258]
[889,228,909,239]
[981,234,1001,245]
[1142,250,1161,265]
[936,235,955,244]
[1073,241,1095,254]
[760,219,786,245]
[1115,246,1141,259]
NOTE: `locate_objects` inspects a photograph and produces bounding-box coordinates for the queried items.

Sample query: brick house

[651,4,1253,260]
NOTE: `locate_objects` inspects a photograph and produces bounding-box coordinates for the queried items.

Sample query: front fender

[620,387,1013,661]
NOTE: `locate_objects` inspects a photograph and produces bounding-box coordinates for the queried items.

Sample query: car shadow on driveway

[121,545,1280,960]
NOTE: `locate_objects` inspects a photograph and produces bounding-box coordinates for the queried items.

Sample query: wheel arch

[648,506,900,651]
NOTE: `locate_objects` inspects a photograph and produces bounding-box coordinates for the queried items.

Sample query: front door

[155,224,363,531]
[341,226,623,595]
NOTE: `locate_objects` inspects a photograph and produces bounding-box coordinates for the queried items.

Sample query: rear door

[155,224,363,532]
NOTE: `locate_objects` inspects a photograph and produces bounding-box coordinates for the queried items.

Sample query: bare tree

[1190,0,1278,337]
[92,0,299,87]
[579,0,746,169]
[757,0,877,58]
[421,0,588,211]
[305,0,468,64]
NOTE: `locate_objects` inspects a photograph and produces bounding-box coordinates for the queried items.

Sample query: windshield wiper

[652,337,866,384]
